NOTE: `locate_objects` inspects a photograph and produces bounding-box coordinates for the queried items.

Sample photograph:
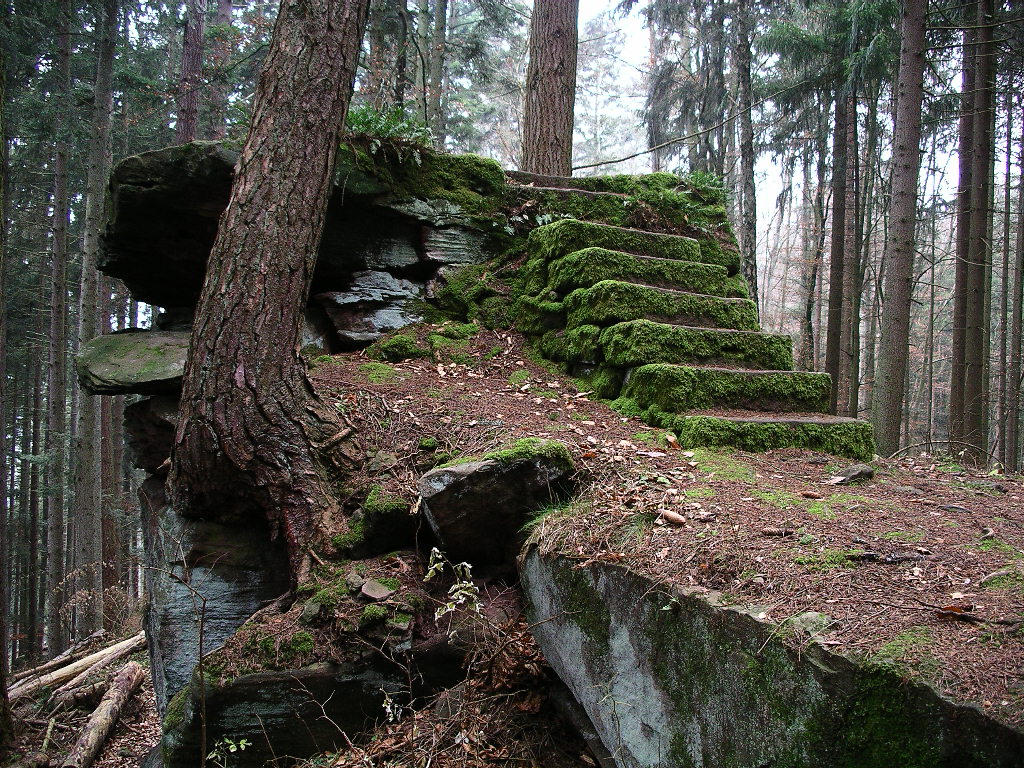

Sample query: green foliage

[346,104,433,146]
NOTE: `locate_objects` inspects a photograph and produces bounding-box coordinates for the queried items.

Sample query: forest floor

[8,322,1022,767]
[311,321,1024,731]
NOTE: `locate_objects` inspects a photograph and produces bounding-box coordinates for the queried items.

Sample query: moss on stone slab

[655,413,876,461]
[563,280,759,331]
[538,325,603,364]
[527,218,714,268]
[514,294,565,335]
[482,438,573,471]
[622,364,831,413]
[570,364,625,400]
[599,319,793,370]
[546,246,730,296]
[365,334,428,362]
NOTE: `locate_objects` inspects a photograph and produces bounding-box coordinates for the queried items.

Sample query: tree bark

[205,0,233,140]
[426,0,447,145]
[521,0,579,176]
[170,0,371,579]
[825,91,848,413]
[176,0,205,143]
[73,0,118,638]
[873,0,927,456]
[60,661,145,768]
[8,633,145,702]
[735,0,758,316]
[839,92,859,417]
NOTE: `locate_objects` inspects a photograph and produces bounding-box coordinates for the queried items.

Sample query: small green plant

[346,104,433,146]
[358,362,400,384]
[418,436,439,450]
[207,737,250,768]
[508,369,531,387]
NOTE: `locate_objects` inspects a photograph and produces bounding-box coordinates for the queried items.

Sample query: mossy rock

[538,325,604,365]
[334,486,415,558]
[658,413,876,461]
[562,281,759,331]
[599,320,793,370]
[528,218,718,268]
[546,246,731,296]
[365,333,428,362]
[620,364,831,414]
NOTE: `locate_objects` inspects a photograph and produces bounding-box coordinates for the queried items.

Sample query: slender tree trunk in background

[176,0,205,143]
[426,0,447,145]
[46,0,74,657]
[839,93,859,416]
[521,0,579,176]
[874,0,927,455]
[205,0,233,140]
[1008,97,1024,470]
[27,354,43,662]
[963,0,995,462]
[825,92,848,413]
[0,39,15,756]
[735,0,758,315]
[73,0,118,637]
[997,92,1012,464]
[414,0,430,123]
[950,26,976,449]
[170,0,370,579]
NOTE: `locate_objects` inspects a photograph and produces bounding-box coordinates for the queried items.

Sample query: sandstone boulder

[76,330,190,395]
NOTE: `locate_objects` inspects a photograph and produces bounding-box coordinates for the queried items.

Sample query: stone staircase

[517,217,875,461]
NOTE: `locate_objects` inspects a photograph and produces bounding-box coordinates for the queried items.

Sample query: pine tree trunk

[521,0,579,176]
[205,0,233,140]
[0,37,16,756]
[46,0,74,657]
[735,0,758,316]
[825,92,848,413]
[1007,94,1024,470]
[170,0,371,579]
[997,92,1013,464]
[426,0,447,145]
[839,93,859,416]
[963,0,995,462]
[176,0,205,143]
[73,0,118,637]
[873,0,927,456]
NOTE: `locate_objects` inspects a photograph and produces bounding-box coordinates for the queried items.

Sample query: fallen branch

[48,633,146,710]
[60,661,145,768]
[8,633,145,702]
[10,630,107,685]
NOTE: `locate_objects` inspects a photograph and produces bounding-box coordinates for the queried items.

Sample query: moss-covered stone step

[620,364,831,414]
[529,218,738,272]
[656,413,876,461]
[563,280,759,331]
[546,247,731,297]
[599,319,793,370]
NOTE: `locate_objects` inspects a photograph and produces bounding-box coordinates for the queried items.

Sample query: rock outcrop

[521,547,1024,768]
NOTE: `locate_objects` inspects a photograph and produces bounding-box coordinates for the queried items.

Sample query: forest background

[0,0,1021,713]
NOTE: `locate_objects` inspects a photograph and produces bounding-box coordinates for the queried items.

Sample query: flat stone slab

[76,330,190,395]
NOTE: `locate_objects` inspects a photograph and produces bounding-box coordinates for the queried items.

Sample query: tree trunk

[73,0,118,638]
[825,91,848,413]
[735,0,758,316]
[873,0,926,456]
[60,661,145,768]
[963,0,995,462]
[170,0,371,579]
[205,0,233,140]
[839,92,860,417]
[1007,93,1024,470]
[426,0,447,145]
[997,90,1013,464]
[8,633,145,702]
[176,0,205,143]
[521,0,579,175]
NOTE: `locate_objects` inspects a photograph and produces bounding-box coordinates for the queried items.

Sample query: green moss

[563,281,759,331]
[508,369,531,387]
[377,577,401,590]
[162,685,190,734]
[365,334,427,362]
[755,489,804,509]
[794,548,864,571]
[683,487,715,499]
[546,246,728,297]
[538,325,603,364]
[685,446,755,482]
[331,518,366,551]
[287,630,315,656]
[621,364,830,414]
[482,438,573,470]
[365,486,406,516]
[433,264,496,320]
[549,558,610,648]
[599,319,793,370]
[981,568,1024,593]
[657,414,876,462]
[514,293,565,335]
[527,218,734,271]
[571,365,624,399]
[360,604,388,627]
[977,538,1023,558]
[418,436,439,450]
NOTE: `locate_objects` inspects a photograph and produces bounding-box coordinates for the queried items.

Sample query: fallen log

[60,661,145,768]
[48,634,146,710]
[8,633,145,702]
[10,630,107,685]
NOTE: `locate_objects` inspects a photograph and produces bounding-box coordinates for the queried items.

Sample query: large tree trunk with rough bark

[169,0,370,579]
[176,0,205,143]
[873,0,927,456]
[734,0,758,316]
[824,92,848,413]
[521,0,579,175]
